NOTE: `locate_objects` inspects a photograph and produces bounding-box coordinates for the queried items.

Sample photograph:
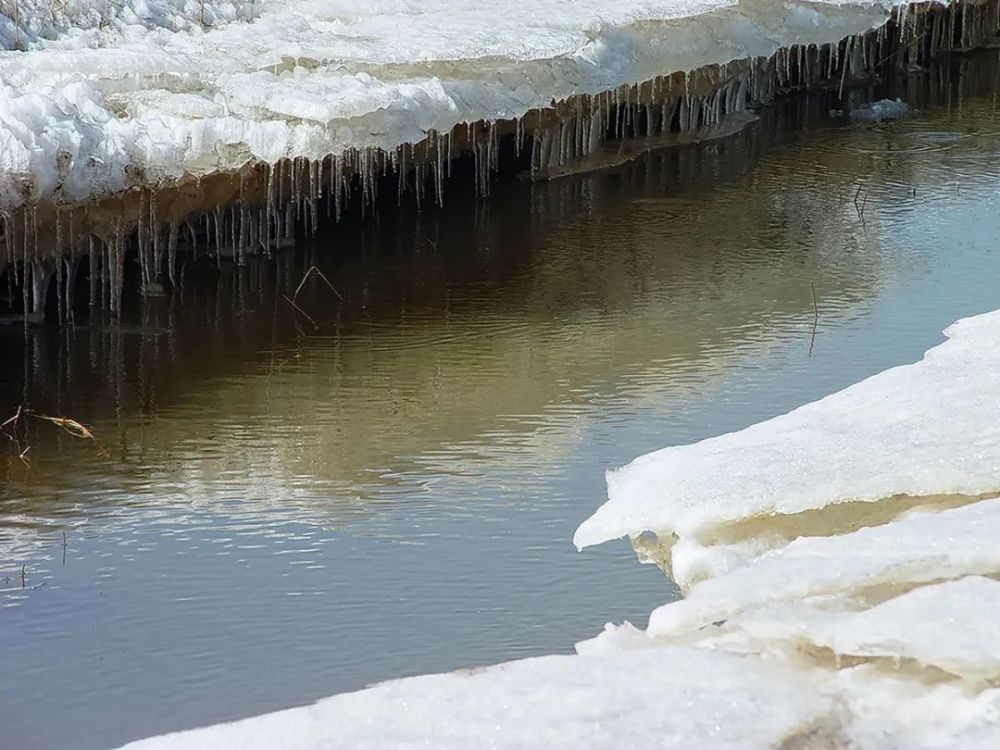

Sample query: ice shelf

[1,0,901,212]
[575,308,1000,587]
[7,0,997,325]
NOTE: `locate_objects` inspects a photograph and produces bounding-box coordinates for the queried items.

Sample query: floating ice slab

[0,0,895,211]
[645,497,1000,636]
[814,576,1000,680]
[116,647,833,750]
[850,97,913,122]
[575,309,1000,556]
[687,576,1000,679]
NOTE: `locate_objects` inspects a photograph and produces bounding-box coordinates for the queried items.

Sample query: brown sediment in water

[1,0,999,321]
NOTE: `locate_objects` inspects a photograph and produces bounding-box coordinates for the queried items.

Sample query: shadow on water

[2,50,1000,750]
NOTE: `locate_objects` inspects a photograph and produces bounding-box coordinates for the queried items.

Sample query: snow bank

[0,0,896,211]
[0,0,259,50]
[118,647,834,750]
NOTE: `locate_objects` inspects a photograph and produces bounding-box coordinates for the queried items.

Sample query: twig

[809,282,819,357]
[853,183,868,232]
[1,404,22,434]
[293,266,344,302]
[283,294,319,330]
[283,266,344,330]
[27,412,111,458]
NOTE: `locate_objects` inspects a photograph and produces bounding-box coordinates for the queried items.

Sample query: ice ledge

[0,0,905,212]
[574,308,1000,554]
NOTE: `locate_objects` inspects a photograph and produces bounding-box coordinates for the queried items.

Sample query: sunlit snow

[0,0,894,210]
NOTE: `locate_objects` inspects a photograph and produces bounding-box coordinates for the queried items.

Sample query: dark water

[3,54,1000,750]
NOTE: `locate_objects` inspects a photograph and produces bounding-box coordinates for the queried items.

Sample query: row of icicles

[1,0,997,322]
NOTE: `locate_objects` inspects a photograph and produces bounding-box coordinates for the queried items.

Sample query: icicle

[488,121,497,182]
[230,205,238,259]
[186,220,198,260]
[266,162,275,251]
[32,206,38,266]
[293,157,302,222]
[415,160,424,209]
[64,257,76,324]
[213,206,224,262]
[89,235,98,308]
[277,158,285,216]
[284,200,295,244]
[21,211,29,322]
[334,154,343,221]
[168,220,178,286]
[138,190,149,287]
[55,246,64,322]
[102,233,111,310]
[151,194,162,287]
[309,159,319,236]
[116,228,125,316]
[1,214,11,289]
[839,35,853,98]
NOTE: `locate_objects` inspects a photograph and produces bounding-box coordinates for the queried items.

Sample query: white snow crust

[118,647,834,750]
[0,0,894,211]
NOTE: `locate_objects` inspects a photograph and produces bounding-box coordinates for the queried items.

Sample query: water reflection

[3,52,1000,750]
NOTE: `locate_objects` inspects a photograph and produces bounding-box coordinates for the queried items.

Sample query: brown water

[3,55,1000,749]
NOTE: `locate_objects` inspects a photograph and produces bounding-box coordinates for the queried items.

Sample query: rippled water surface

[4,56,1000,749]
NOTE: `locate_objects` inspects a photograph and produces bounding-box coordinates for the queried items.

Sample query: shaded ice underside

[0,0,894,210]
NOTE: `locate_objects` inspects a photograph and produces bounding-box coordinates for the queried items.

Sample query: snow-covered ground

[0,0,895,212]
[117,306,1000,746]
